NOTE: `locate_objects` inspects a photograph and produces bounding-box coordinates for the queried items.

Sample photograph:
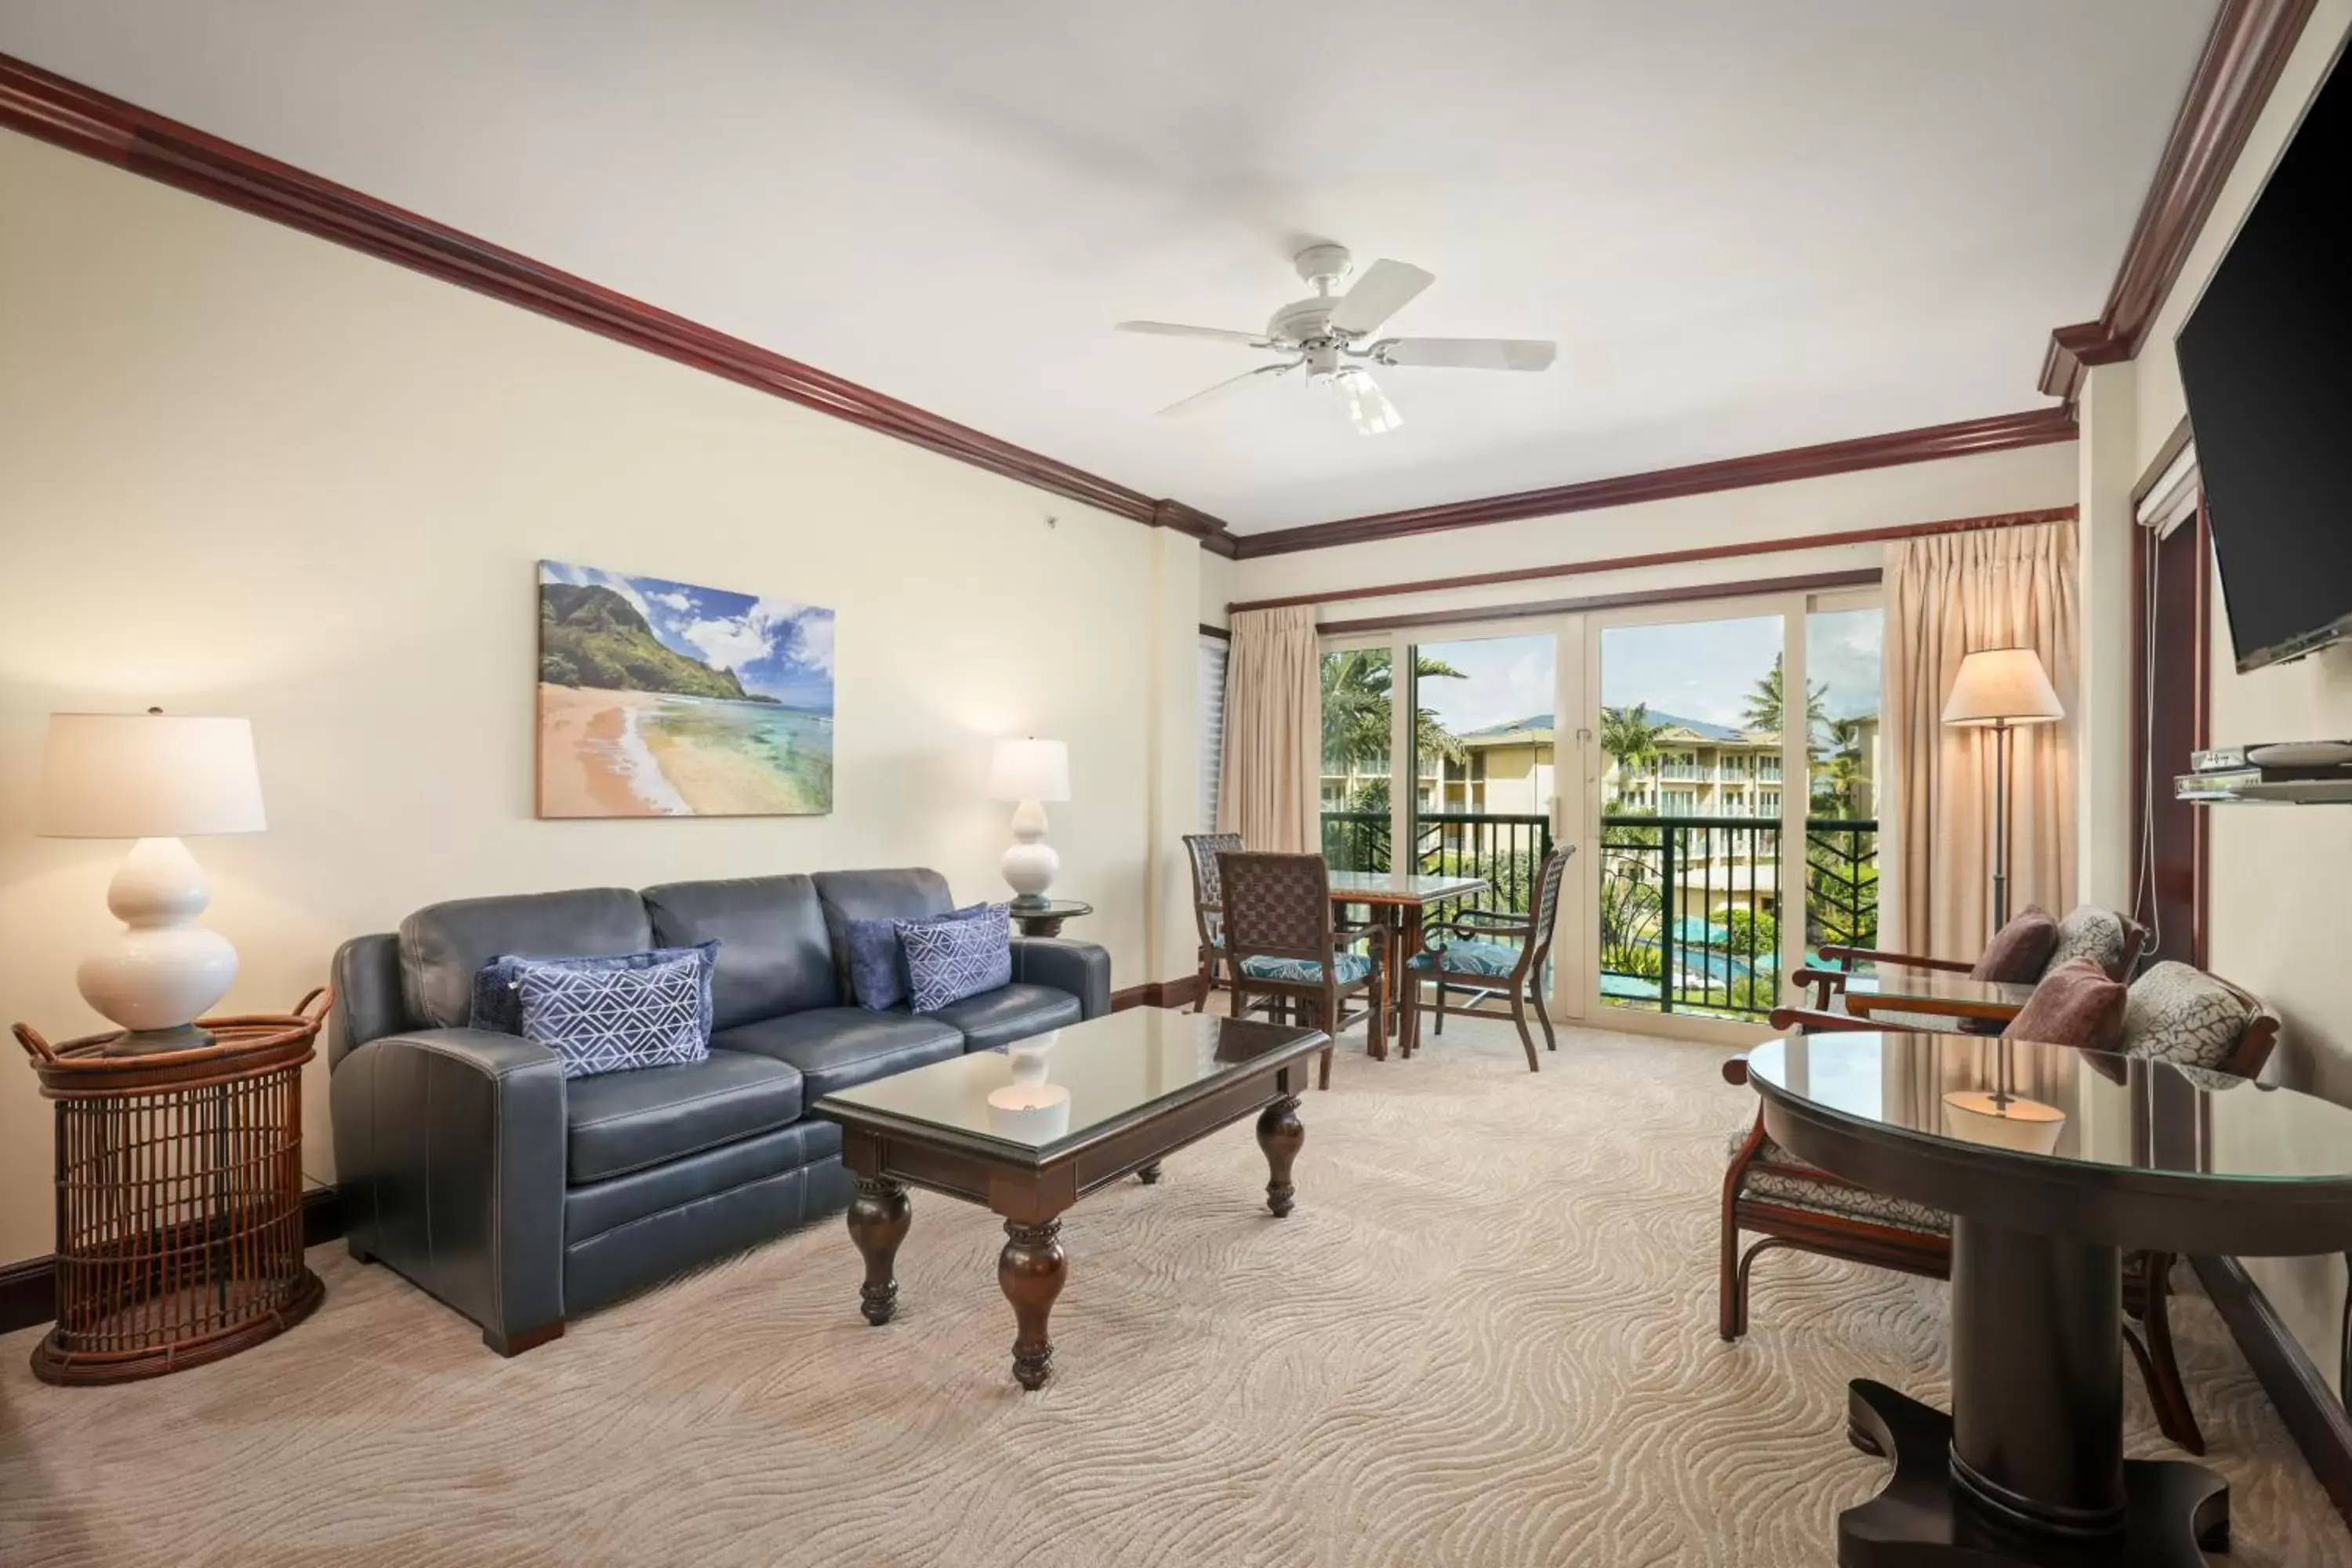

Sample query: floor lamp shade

[38,713,267,1050]
[1939,649,2063,937]
[989,739,1070,908]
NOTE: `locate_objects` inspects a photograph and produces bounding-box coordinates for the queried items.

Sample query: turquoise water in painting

[626,695,833,813]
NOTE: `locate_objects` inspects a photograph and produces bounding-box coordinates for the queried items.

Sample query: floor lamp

[1941,648,2064,935]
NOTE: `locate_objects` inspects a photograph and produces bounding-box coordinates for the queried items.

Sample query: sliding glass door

[1410,632,1559,924]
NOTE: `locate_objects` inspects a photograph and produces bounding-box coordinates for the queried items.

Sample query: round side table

[13,992,328,1385]
[1009,899,1092,938]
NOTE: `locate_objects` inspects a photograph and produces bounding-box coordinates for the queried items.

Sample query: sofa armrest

[1011,938,1112,1019]
[331,1027,568,1352]
[328,933,407,1069]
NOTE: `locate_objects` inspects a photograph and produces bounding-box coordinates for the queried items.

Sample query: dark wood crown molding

[1228,409,2077,560]
[2038,0,2318,400]
[0,51,1240,550]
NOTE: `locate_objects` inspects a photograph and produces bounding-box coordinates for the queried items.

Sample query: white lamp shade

[1941,648,2064,728]
[38,713,267,838]
[989,738,1070,803]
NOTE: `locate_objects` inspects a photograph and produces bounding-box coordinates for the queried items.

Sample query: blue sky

[542,560,835,710]
[1413,611,1882,736]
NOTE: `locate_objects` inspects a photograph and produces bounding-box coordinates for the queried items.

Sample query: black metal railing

[1598,814,1781,1018]
[1410,811,1552,927]
[1320,810,1391,874]
[1803,817,1879,953]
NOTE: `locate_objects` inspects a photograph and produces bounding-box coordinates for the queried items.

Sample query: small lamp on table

[989,737,1070,911]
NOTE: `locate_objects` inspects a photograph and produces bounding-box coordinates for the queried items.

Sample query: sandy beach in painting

[538,684,832,817]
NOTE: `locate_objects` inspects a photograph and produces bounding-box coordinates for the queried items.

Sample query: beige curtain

[1884,521,2079,960]
[1217,606,1320,851]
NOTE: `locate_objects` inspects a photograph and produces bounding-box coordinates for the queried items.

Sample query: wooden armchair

[1726,967,2280,1456]
[1793,906,2148,1029]
[1402,844,1573,1072]
[1181,832,1244,1014]
[1218,851,1383,1091]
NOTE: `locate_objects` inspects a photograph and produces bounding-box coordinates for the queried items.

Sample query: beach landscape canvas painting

[537,561,834,817]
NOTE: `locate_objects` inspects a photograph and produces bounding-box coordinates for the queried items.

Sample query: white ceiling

[2,2,2220,531]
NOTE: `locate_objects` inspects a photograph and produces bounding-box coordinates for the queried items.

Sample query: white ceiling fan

[1116,243,1556,435]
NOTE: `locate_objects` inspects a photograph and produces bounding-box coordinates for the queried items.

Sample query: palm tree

[1599,702,1669,809]
[1813,715,1867,815]
[1320,649,1466,773]
[1742,653,1827,738]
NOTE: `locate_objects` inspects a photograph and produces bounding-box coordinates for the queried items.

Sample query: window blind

[1197,636,1229,830]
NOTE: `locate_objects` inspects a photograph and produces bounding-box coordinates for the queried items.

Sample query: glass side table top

[811,1008,1325,1161]
[1838,965,2035,1010]
[1748,1033,2352,1185]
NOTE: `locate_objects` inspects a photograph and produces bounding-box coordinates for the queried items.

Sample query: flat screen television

[2176,46,2352,673]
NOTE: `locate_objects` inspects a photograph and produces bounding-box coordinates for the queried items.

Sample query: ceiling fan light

[1339,370,1401,436]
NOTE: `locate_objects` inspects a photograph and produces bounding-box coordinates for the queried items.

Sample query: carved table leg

[1258,1095,1304,1218]
[848,1177,910,1326]
[1137,1161,1163,1185]
[999,1218,1066,1390]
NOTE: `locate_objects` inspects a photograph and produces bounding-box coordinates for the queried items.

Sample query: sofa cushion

[713,1008,964,1102]
[643,875,838,1029]
[814,869,956,992]
[401,887,652,1030]
[925,983,1083,1052]
[564,1047,804,1184]
[471,940,717,1039]
[520,949,714,1080]
[846,902,991,1011]
[902,906,1014,1012]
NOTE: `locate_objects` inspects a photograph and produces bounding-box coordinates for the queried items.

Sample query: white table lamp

[1941,648,2063,932]
[38,710,267,1053]
[989,737,1070,909]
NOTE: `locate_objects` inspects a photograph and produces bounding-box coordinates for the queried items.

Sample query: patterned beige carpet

[2,1015,2346,1566]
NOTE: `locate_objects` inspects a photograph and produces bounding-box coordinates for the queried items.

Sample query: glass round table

[1744,1031,2352,1566]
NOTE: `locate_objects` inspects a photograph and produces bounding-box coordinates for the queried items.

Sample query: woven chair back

[1219,851,1332,960]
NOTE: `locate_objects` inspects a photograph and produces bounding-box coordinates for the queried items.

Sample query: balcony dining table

[1325,870,1489,1059]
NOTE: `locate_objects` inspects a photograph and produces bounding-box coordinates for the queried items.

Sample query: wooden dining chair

[1181,832,1244,1014]
[1218,851,1384,1090]
[1402,843,1573,1071]
[1725,964,2280,1455]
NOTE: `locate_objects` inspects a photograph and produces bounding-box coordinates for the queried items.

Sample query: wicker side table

[12,992,328,1384]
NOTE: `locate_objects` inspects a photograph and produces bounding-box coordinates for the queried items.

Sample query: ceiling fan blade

[1117,320,1274,347]
[1376,336,1557,372]
[1335,369,1403,436]
[1157,361,1295,416]
[1327,260,1435,337]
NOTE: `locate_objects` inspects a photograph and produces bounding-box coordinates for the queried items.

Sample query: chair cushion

[401,887,652,1029]
[1237,951,1372,985]
[564,1047,804,1184]
[518,950,713,1080]
[713,1008,964,1102]
[1407,938,1520,977]
[2003,956,2127,1051]
[643,875,839,1027]
[1970,905,2057,981]
[901,906,1014,1012]
[925,983,1082,1052]
[2046,905,2133,982]
[2121,961,2257,1071]
[1730,1123,1948,1234]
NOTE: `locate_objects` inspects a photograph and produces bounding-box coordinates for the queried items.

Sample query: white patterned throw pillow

[517,951,711,1079]
[898,905,1013,1013]
[2119,961,2256,1071]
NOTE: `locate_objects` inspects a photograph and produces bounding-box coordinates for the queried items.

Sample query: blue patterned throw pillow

[516,951,710,1079]
[897,905,1012,1013]
[470,941,717,1040]
[845,903,991,1010]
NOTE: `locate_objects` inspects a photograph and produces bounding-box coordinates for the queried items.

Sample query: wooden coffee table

[810,1007,1330,1389]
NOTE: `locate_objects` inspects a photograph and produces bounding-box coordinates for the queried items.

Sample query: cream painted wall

[2070,1,2352,1386]
[0,131,1207,1265]
[1225,441,2080,624]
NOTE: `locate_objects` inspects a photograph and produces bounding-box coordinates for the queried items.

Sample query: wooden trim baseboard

[0,1185,347,1337]
[2038,0,2319,400]
[0,51,1240,553]
[2194,1254,2352,1533]
[1317,568,1883,637]
[1229,410,2076,559]
[1109,976,1207,1013]
[1229,506,2076,616]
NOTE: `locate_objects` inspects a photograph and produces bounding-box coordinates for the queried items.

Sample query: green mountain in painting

[539,583,771,701]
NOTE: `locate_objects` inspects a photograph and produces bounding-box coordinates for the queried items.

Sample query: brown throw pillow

[1971,905,2059,981]
[2002,957,2128,1051]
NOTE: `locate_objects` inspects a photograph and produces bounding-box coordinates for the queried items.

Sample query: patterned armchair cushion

[2120,961,2257,1070]
[1237,950,1374,985]
[1729,1123,1948,1234]
[1407,938,1521,977]
[2046,906,2132,981]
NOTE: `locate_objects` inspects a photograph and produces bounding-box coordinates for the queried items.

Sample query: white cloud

[652,590,693,612]
[681,612,779,672]
[589,569,653,622]
[783,607,835,675]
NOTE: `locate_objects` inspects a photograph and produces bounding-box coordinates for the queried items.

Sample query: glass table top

[1748,1033,2352,1184]
[1324,871,1490,903]
[812,1009,1325,1160]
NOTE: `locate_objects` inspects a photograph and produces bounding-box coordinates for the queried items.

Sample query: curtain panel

[1884,521,2080,959]
[1216,606,1320,851]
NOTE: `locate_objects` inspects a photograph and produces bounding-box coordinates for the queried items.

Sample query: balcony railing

[1320,811,1554,927]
